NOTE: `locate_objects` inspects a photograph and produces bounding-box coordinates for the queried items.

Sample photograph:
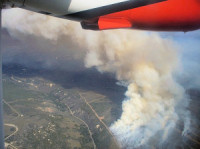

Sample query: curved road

[4,123,19,141]
[3,99,20,149]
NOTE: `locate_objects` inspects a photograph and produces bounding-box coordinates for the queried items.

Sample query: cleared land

[3,73,121,149]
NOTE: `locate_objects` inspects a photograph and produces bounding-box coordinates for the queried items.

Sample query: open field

[3,66,122,149]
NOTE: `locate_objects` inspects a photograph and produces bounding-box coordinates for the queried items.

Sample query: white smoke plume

[3,8,191,148]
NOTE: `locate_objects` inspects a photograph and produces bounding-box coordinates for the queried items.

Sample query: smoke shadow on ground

[3,63,126,105]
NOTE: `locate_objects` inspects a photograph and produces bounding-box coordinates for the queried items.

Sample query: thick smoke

[83,30,191,148]
[3,8,191,148]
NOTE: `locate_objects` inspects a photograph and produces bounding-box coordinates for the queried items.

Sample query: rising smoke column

[84,31,191,148]
[3,8,191,148]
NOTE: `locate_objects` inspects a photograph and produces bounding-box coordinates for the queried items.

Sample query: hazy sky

[160,31,200,89]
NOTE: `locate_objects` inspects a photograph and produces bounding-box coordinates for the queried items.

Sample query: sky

[160,31,200,89]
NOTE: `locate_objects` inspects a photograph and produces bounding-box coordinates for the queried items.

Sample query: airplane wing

[79,0,167,30]
[68,0,166,20]
[4,0,200,31]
